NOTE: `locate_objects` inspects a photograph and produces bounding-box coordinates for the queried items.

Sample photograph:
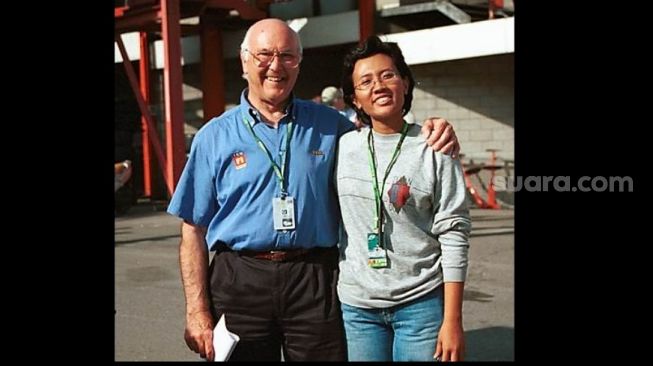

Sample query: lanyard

[366,122,409,235]
[242,114,294,197]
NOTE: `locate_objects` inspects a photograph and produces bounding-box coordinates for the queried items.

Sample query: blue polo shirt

[167,90,354,251]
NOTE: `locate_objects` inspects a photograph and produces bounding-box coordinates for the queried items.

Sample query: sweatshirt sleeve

[430,153,472,282]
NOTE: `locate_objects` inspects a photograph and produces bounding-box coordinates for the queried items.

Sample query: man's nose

[268,53,283,69]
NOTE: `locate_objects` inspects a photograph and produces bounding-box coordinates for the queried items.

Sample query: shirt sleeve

[430,153,472,282]
[166,129,219,227]
[337,114,356,137]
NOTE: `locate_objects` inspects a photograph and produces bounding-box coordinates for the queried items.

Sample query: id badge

[367,233,388,268]
[272,196,296,230]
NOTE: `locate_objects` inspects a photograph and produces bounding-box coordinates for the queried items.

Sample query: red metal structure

[483,148,501,209]
[358,0,375,43]
[115,0,272,197]
[115,0,376,198]
[460,150,503,209]
[489,0,504,19]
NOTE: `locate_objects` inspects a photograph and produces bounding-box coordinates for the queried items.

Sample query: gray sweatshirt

[335,124,471,309]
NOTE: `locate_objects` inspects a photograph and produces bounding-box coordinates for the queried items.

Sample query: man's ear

[240,51,248,72]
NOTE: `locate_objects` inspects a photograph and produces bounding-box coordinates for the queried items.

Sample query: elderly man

[167,18,460,362]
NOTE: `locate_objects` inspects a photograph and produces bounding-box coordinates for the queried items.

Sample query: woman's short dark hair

[341,35,415,126]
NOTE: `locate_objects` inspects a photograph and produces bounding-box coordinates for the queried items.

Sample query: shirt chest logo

[232,151,247,170]
[388,176,411,212]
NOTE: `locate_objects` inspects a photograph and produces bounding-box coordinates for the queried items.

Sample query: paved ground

[115,204,514,361]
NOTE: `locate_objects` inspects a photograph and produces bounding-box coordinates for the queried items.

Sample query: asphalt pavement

[115,203,514,361]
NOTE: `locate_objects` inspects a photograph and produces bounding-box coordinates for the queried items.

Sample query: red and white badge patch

[388,176,410,212]
[232,151,247,170]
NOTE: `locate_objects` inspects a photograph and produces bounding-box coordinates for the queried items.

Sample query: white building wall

[410,53,514,162]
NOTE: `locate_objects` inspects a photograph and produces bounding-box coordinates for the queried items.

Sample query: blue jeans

[341,287,444,361]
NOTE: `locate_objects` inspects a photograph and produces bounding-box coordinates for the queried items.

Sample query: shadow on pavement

[465,326,514,361]
[115,234,181,246]
[470,228,515,238]
[472,214,515,222]
[115,201,170,219]
[463,289,494,303]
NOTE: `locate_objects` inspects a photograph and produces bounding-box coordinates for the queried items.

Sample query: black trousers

[208,246,346,361]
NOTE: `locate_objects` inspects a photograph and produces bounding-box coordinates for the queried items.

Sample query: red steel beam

[200,15,225,121]
[115,0,269,196]
[160,0,186,195]
[358,0,375,43]
[489,0,504,19]
[115,6,129,17]
[116,35,170,195]
[115,6,161,35]
[139,32,154,197]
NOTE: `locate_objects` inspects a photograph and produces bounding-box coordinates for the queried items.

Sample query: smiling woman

[341,37,415,130]
[349,54,408,133]
[335,36,471,362]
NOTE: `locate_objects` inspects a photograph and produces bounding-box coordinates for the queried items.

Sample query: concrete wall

[410,53,513,162]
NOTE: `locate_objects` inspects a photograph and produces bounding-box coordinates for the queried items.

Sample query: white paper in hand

[212,314,240,362]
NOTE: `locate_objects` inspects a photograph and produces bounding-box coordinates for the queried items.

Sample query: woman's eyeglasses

[354,71,401,91]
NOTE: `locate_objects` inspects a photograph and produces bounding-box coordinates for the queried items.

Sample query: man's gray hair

[240,22,303,61]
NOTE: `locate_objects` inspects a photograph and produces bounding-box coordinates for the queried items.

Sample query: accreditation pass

[272,196,296,230]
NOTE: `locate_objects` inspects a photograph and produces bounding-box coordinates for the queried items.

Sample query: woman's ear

[352,96,362,110]
[402,77,410,95]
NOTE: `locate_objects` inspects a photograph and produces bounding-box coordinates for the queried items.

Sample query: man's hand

[420,117,460,158]
[184,310,215,361]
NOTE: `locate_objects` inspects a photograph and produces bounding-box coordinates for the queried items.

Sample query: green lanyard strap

[366,122,409,235]
[242,114,294,196]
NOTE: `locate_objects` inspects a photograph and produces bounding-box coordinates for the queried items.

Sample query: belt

[239,248,311,262]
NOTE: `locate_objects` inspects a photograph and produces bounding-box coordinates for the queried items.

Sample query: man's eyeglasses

[354,70,401,91]
[244,49,301,68]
